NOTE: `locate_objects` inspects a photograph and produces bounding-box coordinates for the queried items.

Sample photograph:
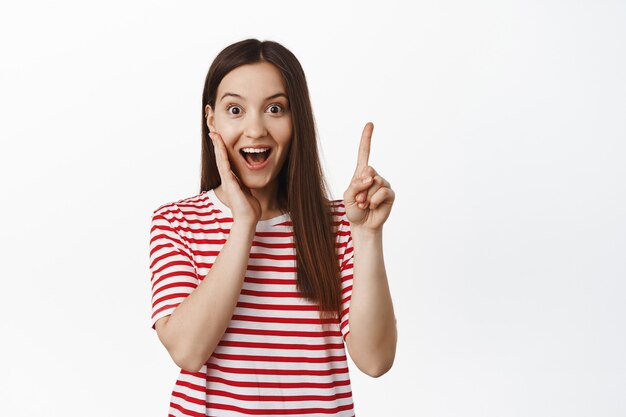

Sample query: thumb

[344,175,373,204]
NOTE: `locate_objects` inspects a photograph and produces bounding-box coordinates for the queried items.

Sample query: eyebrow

[220,92,288,102]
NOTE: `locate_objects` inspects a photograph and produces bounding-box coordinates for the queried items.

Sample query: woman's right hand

[209,131,261,226]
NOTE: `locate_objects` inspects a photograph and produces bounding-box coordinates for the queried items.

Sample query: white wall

[1,0,624,416]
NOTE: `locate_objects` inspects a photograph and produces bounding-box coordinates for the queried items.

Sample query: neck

[251,182,284,220]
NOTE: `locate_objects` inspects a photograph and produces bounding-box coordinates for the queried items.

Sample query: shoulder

[327,199,353,267]
[151,190,211,225]
[327,198,351,236]
[327,197,348,219]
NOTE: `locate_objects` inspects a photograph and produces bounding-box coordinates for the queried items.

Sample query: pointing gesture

[343,122,395,231]
[355,122,372,176]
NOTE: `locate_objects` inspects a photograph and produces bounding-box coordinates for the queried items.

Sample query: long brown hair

[200,39,342,319]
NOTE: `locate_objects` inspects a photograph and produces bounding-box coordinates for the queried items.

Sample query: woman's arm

[345,227,397,377]
[155,220,256,372]
[341,122,397,377]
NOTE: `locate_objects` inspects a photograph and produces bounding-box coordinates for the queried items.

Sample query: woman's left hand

[343,122,395,232]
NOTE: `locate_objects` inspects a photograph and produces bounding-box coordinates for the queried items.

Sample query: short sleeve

[148,207,199,330]
[337,208,355,342]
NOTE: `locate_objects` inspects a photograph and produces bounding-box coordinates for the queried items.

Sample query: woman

[149,38,397,416]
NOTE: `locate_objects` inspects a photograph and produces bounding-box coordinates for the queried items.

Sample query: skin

[157,62,397,376]
[205,61,293,222]
[342,122,398,377]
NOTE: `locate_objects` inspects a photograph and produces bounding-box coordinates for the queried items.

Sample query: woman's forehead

[217,62,287,102]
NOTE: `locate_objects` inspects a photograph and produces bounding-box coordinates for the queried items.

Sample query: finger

[358,175,384,209]
[212,132,248,193]
[357,175,391,207]
[356,164,378,179]
[368,186,395,210]
[209,132,222,175]
[210,132,232,181]
[354,166,380,202]
[354,122,373,176]
[344,175,375,205]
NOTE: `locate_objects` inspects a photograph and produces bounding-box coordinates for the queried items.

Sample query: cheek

[212,119,237,145]
[213,113,238,132]
[275,139,291,166]
[275,119,293,146]
[215,122,238,139]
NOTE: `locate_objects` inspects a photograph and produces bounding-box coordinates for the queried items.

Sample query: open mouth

[239,147,273,168]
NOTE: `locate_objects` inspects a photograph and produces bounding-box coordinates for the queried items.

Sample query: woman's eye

[267,104,284,114]
[226,104,284,116]
[226,105,242,115]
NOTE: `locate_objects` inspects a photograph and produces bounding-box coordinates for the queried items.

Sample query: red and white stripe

[149,189,356,416]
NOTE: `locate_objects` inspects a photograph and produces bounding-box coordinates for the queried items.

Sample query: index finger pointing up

[355,122,373,175]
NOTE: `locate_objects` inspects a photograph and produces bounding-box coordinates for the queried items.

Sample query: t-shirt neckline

[206,188,291,229]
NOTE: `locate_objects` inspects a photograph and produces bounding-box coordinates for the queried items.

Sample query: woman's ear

[205,104,216,132]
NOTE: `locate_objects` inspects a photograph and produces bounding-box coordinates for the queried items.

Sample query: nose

[243,112,268,139]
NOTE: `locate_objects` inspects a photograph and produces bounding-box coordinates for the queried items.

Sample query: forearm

[163,220,256,372]
[348,227,397,376]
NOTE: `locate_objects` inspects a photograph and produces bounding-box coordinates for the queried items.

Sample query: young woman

[149,38,397,417]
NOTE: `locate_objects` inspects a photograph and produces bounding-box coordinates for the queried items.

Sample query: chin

[239,175,271,190]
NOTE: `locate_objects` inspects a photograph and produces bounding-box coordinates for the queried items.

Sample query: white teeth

[241,147,270,153]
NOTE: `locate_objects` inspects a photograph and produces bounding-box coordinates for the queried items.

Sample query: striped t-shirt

[149,188,356,417]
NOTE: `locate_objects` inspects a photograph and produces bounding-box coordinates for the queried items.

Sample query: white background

[1,1,625,416]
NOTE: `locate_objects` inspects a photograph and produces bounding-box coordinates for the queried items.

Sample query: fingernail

[362,177,372,184]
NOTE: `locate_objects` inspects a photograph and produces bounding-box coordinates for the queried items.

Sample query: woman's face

[206,61,293,191]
